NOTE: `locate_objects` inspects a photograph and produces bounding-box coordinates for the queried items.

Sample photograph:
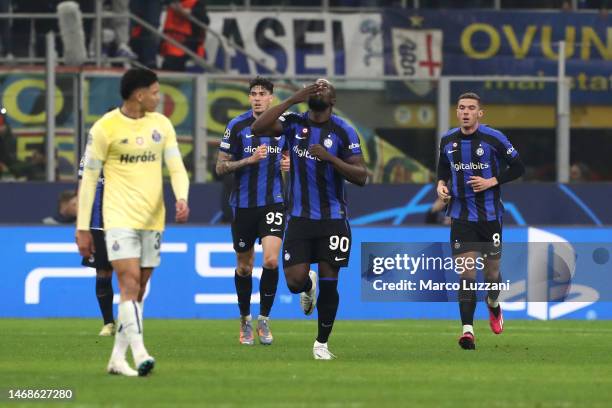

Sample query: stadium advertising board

[206,10,611,105]
[2,226,610,321]
[383,9,612,105]
[205,12,385,77]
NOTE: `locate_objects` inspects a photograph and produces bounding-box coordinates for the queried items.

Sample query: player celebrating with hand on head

[216,77,289,346]
[77,68,190,376]
[437,92,524,350]
[252,79,367,360]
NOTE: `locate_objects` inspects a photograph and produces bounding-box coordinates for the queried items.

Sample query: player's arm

[468,134,525,192]
[310,124,367,186]
[76,130,106,257]
[496,153,525,185]
[215,149,267,176]
[334,154,367,186]
[216,120,268,175]
[164,124,190,223]
[308,145,368,186]
[251,83,321,137]
[436,145,451,201]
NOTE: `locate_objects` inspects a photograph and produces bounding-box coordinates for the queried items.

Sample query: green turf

[1,319,611,407]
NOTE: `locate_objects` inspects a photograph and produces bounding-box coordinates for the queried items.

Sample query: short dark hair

[120,68,158,100]
[457,92,481,106]
[249,76,274,93]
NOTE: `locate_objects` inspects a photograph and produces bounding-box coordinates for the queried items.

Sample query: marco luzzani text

[370,254,511,292]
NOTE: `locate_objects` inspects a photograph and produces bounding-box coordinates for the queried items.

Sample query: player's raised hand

[281,152,290,172]
[249,144,268,164]
[467,175,498,192]
[76,230,95,258]
[437,182,450,203]
[175,199,190,223]
[289,83,322,104]
[308,144,333,162]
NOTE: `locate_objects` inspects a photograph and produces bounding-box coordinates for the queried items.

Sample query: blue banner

[1,226,611,321]
[382,10,612,104]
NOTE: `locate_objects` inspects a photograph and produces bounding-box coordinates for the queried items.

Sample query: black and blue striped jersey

[439,124,519,222]
[280,111,363,220]
[220,110,286,208]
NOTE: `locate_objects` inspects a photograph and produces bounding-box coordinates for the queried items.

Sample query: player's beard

[308,97,330,112]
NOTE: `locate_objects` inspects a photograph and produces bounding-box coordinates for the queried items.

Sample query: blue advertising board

[1,226,610,321]
[382,10,612,105]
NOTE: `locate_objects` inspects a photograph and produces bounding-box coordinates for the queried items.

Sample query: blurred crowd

[0,0,209,71]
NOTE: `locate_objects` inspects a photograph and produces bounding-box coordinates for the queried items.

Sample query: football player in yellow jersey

[76,68,190,377]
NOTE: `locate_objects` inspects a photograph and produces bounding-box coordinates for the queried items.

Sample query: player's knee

[236,265,253,277]
[263,255,278,270]
[286,277,305,293]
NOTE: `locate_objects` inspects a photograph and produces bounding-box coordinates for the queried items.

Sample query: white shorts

[105,228,162,268]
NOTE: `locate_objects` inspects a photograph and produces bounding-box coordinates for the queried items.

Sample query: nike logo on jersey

[295,134,307,139]
[245,134,254,138]
[334,257,346,261]
[120,138,129,144]
[447,149,458,154]
[274,136,282,140]
[270,228,282,232]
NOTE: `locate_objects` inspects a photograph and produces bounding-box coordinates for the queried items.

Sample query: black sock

[316,279,339,343]
[486,272,502,317]
[234,270,252,317]
[458,278,477,326]
[259,267,279,317]
[95,276,114,324]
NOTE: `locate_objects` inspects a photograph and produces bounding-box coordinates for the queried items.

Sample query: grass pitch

[1,319,611,407]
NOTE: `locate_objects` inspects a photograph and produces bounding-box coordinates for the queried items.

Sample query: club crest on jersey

[476,147,484,156]
[302,128,308,134]
[136,137,144,145]
[239,240,246,248]
[112,241,120,251]
[152,130,161,143]
[453,142,458,147]
[323,138,333,148]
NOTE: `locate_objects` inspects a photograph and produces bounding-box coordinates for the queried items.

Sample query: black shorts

[231,203,286,252]
[283,217,352,268]
[450,218,502,259]
[81,229,113,270]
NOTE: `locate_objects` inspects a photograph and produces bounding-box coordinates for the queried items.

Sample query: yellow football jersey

[78,108,188,231]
